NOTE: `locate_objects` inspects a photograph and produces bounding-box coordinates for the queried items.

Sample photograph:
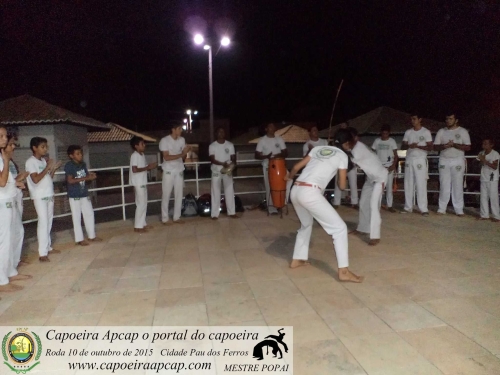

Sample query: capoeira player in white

[401,114,433,216]
[333,125,359,208]
[433,113,471,216]
[160,123,190,225]
[303,125,327,156]
[210,127,238,219]
[255,123,292,214]
[285,130,363,282]
[371,124,398,212]
[337,129,388,246]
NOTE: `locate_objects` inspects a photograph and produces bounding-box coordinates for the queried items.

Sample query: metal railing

[21,155,486,224]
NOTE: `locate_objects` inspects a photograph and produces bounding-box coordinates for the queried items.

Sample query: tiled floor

[1,206,500,374]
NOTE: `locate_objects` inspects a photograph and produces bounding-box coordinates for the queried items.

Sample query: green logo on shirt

[225,148,229,153]
[439,165,445,169]
[275,143,279,148]
[456,166,462,171]
[6,202,12,209]
[419,136,425,141]
[417,164,423,170]
[455,134,461,140]
[316,148,336,159]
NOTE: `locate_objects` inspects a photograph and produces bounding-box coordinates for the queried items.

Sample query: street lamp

[194,35,231,142]
[185,109,198,132]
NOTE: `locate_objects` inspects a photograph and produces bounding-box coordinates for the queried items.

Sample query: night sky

[1,1,499,136]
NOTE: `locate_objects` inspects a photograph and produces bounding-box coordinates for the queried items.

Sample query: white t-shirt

[25,156,54,199]
[209,140,235,172]
[478,150,499,182]
[371,137,398,167]
[298,146,348,190]
[434,127,471,159]
[0,157,17,200]
[256,135,286,167]
[129,151,148,186]
[351,141,388,183]
[403,127,433,160]
[303,138,328,156]
[159,135,186,172]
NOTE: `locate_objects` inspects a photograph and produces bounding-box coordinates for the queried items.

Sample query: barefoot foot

[349,230,361,235]
[0,283,24,292]
[368,239,380,246]
[39,256,50,262]
[289,259,311,269]
[338,268,364,283]
[9,274,32,281]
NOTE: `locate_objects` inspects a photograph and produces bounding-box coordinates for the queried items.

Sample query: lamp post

[186,109,198,133]
[193,34,230,142]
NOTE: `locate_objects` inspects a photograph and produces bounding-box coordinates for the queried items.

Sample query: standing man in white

[302,125,327,156]
[333,126,359,208]
[434,113,471,216]
[210,127,238,219]
[285,134,363,282]
[159,124,190,225]
[25,137,62,262]
[255,123,291,214]
[401,114,433,215]
[477,138,499,222]
[371,124,398,212]
[130,136,157,232]
[337,129,388,246]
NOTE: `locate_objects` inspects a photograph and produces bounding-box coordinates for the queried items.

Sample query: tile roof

[318,106,445,139]
[88,123,157,143]
[249,125,310,144]
[0,95,109,130]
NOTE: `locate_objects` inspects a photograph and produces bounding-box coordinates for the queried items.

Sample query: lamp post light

[194,35,231,142]
[185,109,198,132]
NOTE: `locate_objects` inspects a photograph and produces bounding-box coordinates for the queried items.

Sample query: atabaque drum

[268,158,287,208]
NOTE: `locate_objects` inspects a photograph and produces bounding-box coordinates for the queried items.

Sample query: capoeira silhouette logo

[252,328,288,360]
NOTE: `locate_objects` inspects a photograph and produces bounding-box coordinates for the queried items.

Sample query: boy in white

[434,114,471,216]
[26,137,62,262]
[255,123,292,214]
[130,136,157,232]
[333,126,359,207]
[338,130,388,245]
[371,124,398,212]
[401,115,433,215]
[159,124,190,225]
[0,127,31,292]
[5,135,30,269]
[477,139,499,222]
[286,143,363,282]
[302,126,328,156]
[209,127,237,219]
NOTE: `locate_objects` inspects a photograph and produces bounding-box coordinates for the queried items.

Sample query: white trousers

[12,191,24,268]
[33,196,54,257]
[334,168,359,205]
[383,170,394,208]
[211,172,235,217]
[263,166,292,213]
[69,197,96,242]
[291,186,349,268]
[161,171,184,222]
[438,157,465,214]
[357,180,383,239]
[404,157,428,213]
[134,185,148,229]
[480,180,500,219]
[0,198,17,285]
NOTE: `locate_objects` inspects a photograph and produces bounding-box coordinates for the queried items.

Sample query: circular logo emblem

[456,166,462,171]
[417,164,422,170]
[275,143,279,148]
[316,147,336,159]
[8,333,35,364]
[225,148,229,153]
[455,134,461,139]
[419,136,425,141]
